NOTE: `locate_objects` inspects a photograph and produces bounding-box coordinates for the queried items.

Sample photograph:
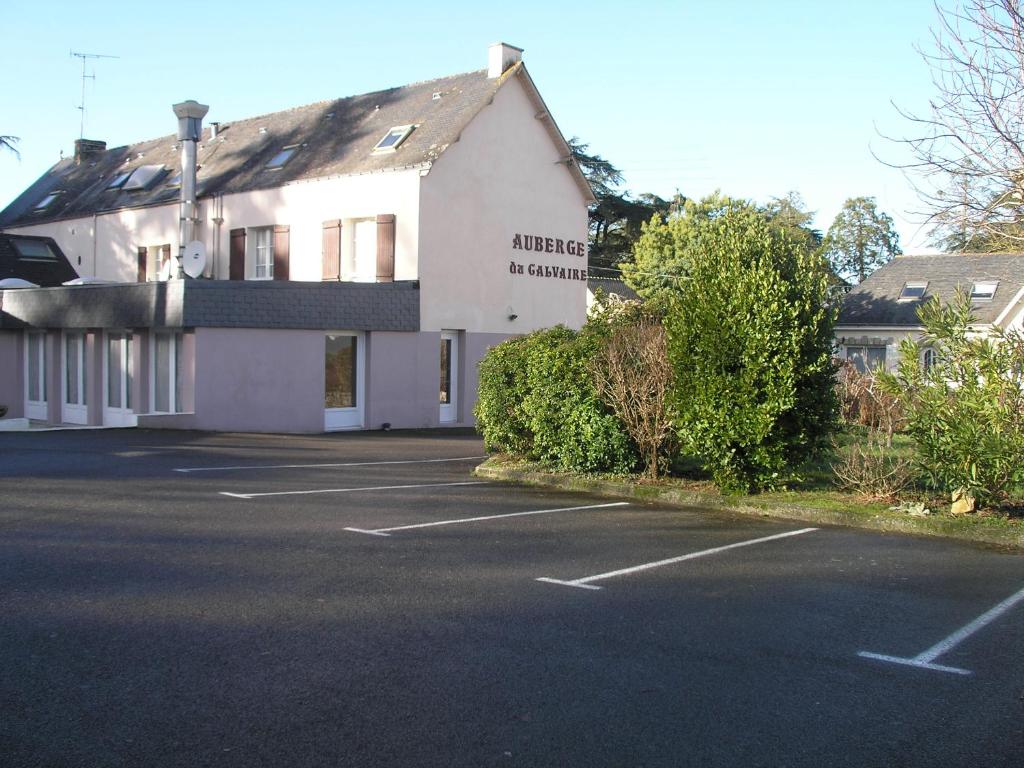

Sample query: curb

[474,461,1024,550]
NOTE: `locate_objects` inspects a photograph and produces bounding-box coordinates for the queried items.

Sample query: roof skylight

[10,238,56,261]
[373,125,414,153]
[970,281,998,301]
[123,164,167,191]
[107,171,132,190]
[265,145,299,169]
[898,281,928,301]
[33,191,61,211]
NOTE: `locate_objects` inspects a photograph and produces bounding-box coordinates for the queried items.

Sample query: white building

[0,43,593,432]
[835,253,1024,372]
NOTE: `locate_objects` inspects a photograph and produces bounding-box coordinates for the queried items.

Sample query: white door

[324,332,364,430]
[439,331,459,423]
[24,331,48,421]
[103,332,137,427]
[61,332,88,424]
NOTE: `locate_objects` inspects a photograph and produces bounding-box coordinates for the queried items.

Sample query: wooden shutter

[137,246,147,282]
[322,220,341,281]
[161,244,172,277]
[273,225,290,281]
[376,214,395,282]
[229,228,246,280]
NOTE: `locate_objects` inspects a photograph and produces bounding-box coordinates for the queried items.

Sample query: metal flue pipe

[172,100,209,279]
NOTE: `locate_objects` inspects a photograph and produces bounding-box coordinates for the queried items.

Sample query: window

[348,219,377,282]
[107,171,132,190]
[152,331,184,413]
[898,281,928,301]
[33,191,60,211]
[265,145,299,169]
[11,238,56,262]
[123,164,167,191]
[970,281,998,301]
[165,172,182,188]
[253,227,274,279]
[922,347,939,373]
[373,125,414,152]
[846,345,886,374]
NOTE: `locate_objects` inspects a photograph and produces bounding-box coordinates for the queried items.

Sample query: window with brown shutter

[229,228,246,280]
[376,214,395,282]
[322,220,341,281]
[137,247,147,282]
[273,225,290,281]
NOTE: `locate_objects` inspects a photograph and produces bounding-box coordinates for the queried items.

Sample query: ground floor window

[846,345,886,374]
[104,332,136,427]
[152,331,184,413]
[62,331,88,424]
[325,332,364,430]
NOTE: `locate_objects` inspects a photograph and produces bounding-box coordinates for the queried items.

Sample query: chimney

[74,139,106,165]
[488,42,523,78]
[172,99,209,279]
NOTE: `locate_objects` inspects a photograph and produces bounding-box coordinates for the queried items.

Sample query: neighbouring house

[585,276,638,313]
[835,253,1024,373]
[0,43,594,432]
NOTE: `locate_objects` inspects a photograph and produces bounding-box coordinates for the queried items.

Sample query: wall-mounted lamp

[507,306,518,321]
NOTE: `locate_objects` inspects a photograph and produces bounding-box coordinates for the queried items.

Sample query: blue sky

[1,0,942,250]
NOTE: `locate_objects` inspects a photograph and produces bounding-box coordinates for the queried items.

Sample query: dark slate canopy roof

[1,63,590,228]
[837,253,1024,326]
[0,234,78,286]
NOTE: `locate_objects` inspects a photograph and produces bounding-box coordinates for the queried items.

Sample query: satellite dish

[158,259,172,282]
[183,241,207,278]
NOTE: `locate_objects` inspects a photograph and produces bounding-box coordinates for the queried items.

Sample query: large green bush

[878,290,1024,508]
[658,197,838,492]
[475,324,637,474]
[474,335,533,455]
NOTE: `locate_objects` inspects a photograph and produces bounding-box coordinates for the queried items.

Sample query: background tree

[886,1,1024,250]
[764,191,823,255]
[658,195,838,492]
[569,138,675,270]
[822,196,901,282]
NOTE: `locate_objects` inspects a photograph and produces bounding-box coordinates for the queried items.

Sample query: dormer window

[970,280,998,301]
[373,125,414,153]
[107,171,132,190]
[33,191,61,211]
[898,281,928,301]
[265,145,299,170]
[123,164,167,191]
[10,238,57,261]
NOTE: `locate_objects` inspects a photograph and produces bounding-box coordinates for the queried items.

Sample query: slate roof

[0,62,590,228]
[587,276,639,301]
[0,233,78,286]
[837,253,1024,326]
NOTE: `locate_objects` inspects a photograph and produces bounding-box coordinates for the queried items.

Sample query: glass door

[103,332,137,427]
[324,332,364,430]
[62,331,88,424]
[24,331,48,421]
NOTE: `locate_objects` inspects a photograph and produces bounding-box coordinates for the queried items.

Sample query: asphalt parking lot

[1,429,1022,767]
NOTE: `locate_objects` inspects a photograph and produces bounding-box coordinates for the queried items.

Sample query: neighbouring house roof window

[970,280,998,301]
[898,281,928,301]
[107,171,132,190]
[123,164,168,191]
[33,191,61,211]
[373,125,414,152]
[10,238,57,261]
[265,145,300,170]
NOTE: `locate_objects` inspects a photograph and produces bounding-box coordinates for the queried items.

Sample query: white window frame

[347,218,377,283]
[440,331,459,424]
[898,281,928,302]
[372,125,414,153]
[970,281,998,301]
[324,331,365,431]
[61,331,88,425]
[103,331,137,427]
[150,330,185,414]
[251,226,274,280]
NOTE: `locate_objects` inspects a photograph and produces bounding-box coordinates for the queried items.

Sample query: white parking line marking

[536,528,820,590]
[858,584,1024,676]
[344,501,630,536]
[175,456,486,473]
[220,481,486,500]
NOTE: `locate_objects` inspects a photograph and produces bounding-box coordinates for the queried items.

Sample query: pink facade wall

[0,332,23,418]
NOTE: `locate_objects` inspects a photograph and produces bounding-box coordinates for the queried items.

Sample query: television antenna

[70,50,119,139]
